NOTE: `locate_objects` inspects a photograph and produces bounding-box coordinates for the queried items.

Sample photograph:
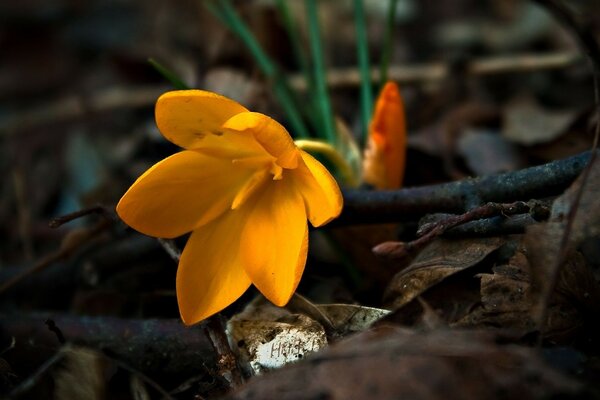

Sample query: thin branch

[49,205,115,228]
[0,220,111,295]
[0,312,217,379]
[8,349,66,398]
[1,85,168,135]
[9,344,175,400]
[157,238,181,263]
[204,315,245,388]
[335,151,591,226]
[289,51,581,90]
[439,213,540,237]
[373,201,542,259]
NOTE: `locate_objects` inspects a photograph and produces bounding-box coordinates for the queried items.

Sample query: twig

[8,349,66,398]
[531,0,600,339]
[288,51,581,90]
[12,169,34,260]
[0,312,217,378]
[0,220,111,295]
[1,85,169,135]
[49,204,115,228]
[45,319,66,345]
[373,201,538,259]
[0,205,116,295]
[103,353,175,400]
[204,314,244,388]
[8,344,175,400]
[157,238,181,263]
[442,213,540,237]
[335,151,590,226]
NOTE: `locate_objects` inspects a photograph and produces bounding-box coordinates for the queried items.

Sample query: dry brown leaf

[228,296,390,374]
[457,129,525,175]
[223,328,584,400]
[454,244,593,343]
[525,154,600,325]
[503,94,579,146]
[53,346,108,400]
[383,237,505,310]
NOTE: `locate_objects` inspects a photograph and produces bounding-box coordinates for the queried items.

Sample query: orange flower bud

[362,81,407,189]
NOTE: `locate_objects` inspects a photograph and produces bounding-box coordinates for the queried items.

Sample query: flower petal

[294,150,343,227]
[117,150,252,238]
[222,112,299,169]
[240,178,308,306]
[363,81,407,189]
[177,210,252,325]
[155,90,248,149]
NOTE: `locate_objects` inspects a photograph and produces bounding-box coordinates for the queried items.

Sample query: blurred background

[1,0,599,397]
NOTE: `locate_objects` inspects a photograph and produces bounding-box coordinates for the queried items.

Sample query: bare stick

[0,220,111,295]
[204,315,245,388]
[157,238,181,263]
[289,51,581,90]
[49,205,115,228]
[335,151,590,226]
[1,85,168,135]
[0,312,217,379]
[8,349,66,397]
[373,201,541,259]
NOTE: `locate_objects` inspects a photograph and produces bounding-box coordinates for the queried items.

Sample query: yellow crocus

[117,90,343,325]
[362,81,407,189]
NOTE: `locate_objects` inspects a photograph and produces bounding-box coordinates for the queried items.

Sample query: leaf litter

[2,0,600,399]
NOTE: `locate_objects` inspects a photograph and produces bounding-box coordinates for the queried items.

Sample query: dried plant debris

[503,94,580,146]
[457,129,525,175]
[52,347,107,400]
[455,244,599,344]
[222,328,585,400]
[382,232,599,345]
[228,301,328,375]
[383,237,505,310]
[525,153,600,328]
[227,296,389,374]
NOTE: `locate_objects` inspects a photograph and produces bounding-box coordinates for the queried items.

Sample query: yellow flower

[116,90,343,325]
[362,81,407,189]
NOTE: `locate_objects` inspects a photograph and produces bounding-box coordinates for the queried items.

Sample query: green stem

[305,0,336,144]
[207,1,310,138]
[148,58,190,90]
[275,0,311,83]
[353,0,373,145]
[295,139,358,186]
[379,0,399,87]
[274,0,323,134]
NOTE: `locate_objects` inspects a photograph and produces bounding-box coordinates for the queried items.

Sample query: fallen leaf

[525,154,600,325]
[53,346,108,400]
[457,128,525,175]
[383,237,505,310]
[228,297,328,374]
[503,95,579,146]
[223,328,584,400]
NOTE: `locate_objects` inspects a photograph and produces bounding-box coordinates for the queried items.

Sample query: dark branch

[373,201,545,259]
[0,312,217,380]
[335,151,591,226]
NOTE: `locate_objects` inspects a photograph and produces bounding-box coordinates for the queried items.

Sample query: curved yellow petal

[177,210,252,325]
[222,112,299,169]
[155,90,248,149]
[116,150,252,238]
[240,179,308,306]
[294,150,343,227]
